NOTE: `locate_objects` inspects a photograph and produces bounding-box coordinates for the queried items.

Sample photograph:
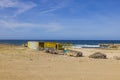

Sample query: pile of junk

[24,41,82,57]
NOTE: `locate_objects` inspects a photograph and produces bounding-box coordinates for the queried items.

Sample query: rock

[29,58,33,61]
[45,48,57,54]
[51,49,58,54]
[89,52,107,59]
[45,48,50,53]
[113,56,120,60]
[67,51,83,57]
[57,50,64,55]
[66,52,74,56]
[22,44,27,47]
[48,49,52,53]
[75,51,83,57]
[39,48,44,51]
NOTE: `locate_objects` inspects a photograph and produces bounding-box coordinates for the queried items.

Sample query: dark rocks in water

[89,52,107,59]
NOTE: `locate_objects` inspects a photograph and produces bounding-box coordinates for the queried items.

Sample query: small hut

[39,42,63,50]
[27,41,39,50]
[27,41,70,50]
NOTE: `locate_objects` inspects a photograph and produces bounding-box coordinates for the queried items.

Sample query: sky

[0,0,120,40]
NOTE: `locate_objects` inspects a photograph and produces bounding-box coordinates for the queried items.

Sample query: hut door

[56,45,57,49]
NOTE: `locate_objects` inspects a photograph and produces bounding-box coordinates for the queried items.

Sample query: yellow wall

[44,42,56,48]
[27,41,69,50]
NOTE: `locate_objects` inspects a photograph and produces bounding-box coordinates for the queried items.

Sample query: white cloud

[0,0,16,8]
[0,0,73,16]
[14,1,36,16]
[0,0,37,16]
[0,20,63,32]
[38,0,73,14]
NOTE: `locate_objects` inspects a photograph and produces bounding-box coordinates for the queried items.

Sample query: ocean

[0,40,120,48]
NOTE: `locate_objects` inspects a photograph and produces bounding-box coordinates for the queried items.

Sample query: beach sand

[0,44,120,80]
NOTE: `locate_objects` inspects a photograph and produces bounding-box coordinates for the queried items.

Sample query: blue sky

[0,0,120,40]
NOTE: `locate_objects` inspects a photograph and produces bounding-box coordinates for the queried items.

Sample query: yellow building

[39,42,63,50]
[27,41,70,50]
[27,41,39,50]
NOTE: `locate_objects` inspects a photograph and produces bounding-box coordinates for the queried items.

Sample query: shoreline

[0,43,120,59]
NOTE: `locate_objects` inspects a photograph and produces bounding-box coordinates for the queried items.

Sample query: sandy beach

[0,44,120,80]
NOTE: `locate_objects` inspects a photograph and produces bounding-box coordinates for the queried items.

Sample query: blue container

[64,50,69,53]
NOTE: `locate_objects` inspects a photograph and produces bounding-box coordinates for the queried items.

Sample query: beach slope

[0,44,120,80]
